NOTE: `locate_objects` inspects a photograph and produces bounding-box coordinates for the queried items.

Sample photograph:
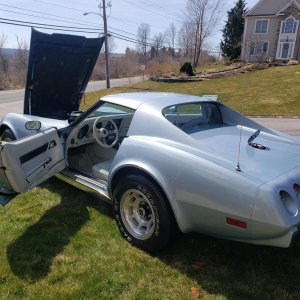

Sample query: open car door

[0,128,66,206]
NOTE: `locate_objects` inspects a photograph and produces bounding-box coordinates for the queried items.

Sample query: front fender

[0,113,69,140]
[0,113,37,139]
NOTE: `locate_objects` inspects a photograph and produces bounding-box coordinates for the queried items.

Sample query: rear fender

[109,159,181,230]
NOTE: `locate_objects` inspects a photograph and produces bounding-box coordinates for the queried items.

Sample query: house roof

[246,0,300,16]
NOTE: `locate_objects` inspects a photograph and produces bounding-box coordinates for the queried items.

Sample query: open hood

[24,29,104,119]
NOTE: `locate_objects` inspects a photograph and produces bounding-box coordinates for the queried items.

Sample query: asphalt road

[0,81,299,139]
[0,76,145,116]
[252,118,300,139]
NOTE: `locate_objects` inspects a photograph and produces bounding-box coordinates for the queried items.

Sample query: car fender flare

[109,161,183,232]
[0,122,21,140]
[0,113,33,140]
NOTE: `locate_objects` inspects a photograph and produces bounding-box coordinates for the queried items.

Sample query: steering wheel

[93,116,119,148]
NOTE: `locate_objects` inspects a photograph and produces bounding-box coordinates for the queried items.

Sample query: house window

[250,42,268,55]
[282,17,297,33]
[255,20,268,33]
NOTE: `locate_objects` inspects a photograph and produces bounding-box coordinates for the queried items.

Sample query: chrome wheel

[114,174,173,252]
[120,189,155,240]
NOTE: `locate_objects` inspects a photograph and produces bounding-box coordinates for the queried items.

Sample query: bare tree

[153,33,165,58]
[13,36,28,72]
[165,23,177,55]
[137,23,151,55]
[0,33,10,78]
[242,36,255,62]
[242,36,268,63]
[177,21,193,59]
[185,0,222,67]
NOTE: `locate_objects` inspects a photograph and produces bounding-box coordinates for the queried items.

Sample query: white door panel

[0,128,66,194]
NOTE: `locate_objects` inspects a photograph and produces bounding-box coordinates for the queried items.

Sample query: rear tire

[113,174,172,253]
[0,128,16,142]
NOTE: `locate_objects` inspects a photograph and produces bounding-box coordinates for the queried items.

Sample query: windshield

[87,102,135,118]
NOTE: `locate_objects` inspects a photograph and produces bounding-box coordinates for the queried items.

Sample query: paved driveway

[252,118,300,140]
[0,76,145,117]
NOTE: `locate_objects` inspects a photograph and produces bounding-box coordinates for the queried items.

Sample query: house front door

[281,43,292,59]
[276,16,298,60]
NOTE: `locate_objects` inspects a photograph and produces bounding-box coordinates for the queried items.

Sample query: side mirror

[25,121,41,130]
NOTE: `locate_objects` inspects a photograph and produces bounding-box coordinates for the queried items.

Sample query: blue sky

[0,0,258,52]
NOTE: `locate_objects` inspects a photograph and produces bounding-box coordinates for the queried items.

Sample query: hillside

[0,48,28,57]
[84,65,300,116]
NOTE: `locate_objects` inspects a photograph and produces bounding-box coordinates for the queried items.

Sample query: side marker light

[226,217,247,229]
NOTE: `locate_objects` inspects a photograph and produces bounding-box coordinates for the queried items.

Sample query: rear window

[162,102,223,132]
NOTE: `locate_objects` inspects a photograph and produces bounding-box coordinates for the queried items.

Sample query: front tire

[113,174,172,253]
[0,128,16,142]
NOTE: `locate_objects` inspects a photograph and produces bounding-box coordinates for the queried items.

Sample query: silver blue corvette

[0,31,300,252]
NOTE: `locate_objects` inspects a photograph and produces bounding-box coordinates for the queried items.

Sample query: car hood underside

[24,29,104,119]
[189,125,300,183]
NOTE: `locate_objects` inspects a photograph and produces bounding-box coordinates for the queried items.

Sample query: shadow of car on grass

[6,178,113,281]
[7,178,300,299]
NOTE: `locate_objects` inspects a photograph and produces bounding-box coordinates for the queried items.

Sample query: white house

[241,0,300,62]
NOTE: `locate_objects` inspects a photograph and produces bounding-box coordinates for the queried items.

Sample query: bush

[287,59,299,66]
[180,62,195,76]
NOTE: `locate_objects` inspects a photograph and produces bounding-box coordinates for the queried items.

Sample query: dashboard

[68,114,133,148]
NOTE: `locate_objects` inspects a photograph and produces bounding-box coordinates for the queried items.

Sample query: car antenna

[236,122,243,172]
[235,99,245,172]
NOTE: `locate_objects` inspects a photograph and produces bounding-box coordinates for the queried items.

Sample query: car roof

[101,92,214,110]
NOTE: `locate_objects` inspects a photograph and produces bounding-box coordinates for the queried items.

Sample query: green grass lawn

[1,179,300,299]
[2,178,300,299]
[1,65,300,299]
[83,65,300,116]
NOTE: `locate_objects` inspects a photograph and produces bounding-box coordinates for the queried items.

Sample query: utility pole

[85,1,111,89]
[100,0,111,88]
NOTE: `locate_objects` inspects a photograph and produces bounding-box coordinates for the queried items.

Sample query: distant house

[241,0,300,62]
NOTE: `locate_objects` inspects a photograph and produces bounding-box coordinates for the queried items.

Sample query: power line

[109,31,155,47]
[0,2,176,47]
[109,15,166,31]
[1,19,192,51]
[1,15,180,51]
[0,15,150,45]
[0,4,153,43]
[0,7,101,28]
[109,15,142,27]
[0,17,103,31]
[0,20,103,34]
[0,17,156,47]
[32,0,84,12]
[0,3,101,27]
[122,0,178,22]
[31,0,180,26]
[140,0,181,19]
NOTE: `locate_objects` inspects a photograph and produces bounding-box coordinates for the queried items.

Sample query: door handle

[26,158,52,183]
